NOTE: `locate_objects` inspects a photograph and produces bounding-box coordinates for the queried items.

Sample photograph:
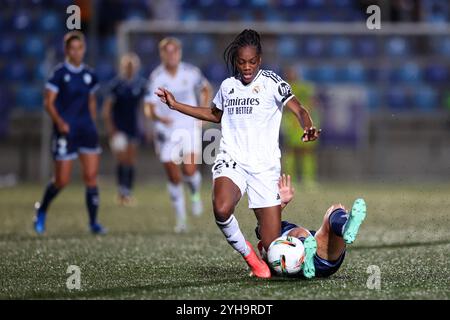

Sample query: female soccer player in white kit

[155,30,320,278]
[144,38,212,233]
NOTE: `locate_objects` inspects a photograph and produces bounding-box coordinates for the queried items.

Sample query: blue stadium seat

[278,0,305,9]
[37,11,61,32]
[103,37,118,58]
[386,87,409,111]
[193,36,214,57]
[33,62,48,81]
[415,87,438,111]
[297,65,313,81]
[432,36,450,56]
[7,61,29,82]
[397,63,422,83]
[330,37,353,58]
[16,85,42,111]
[135,37,157,56]
[204,62,227,83]
[198,0,215,7]
[11,11,33,31]
[305,0,326,8]
[304,37,325,57]
[385,37,410,57]
[343,62,367,83]
[222,0,243,8]
[0,35,18,57]
[277,36,300,58]
[425,64,449,83]
[96,61,115,82]
[23,35,46,59]
[251,0,270,7]
[366,88,380,111]
[356,37,378,57]
[180,10,201,22]
[315,65,337,83]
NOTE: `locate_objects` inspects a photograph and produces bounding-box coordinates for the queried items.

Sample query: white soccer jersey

[145,62,207,133]
[212,69,294,174]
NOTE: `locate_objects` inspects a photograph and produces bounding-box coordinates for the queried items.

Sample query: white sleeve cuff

[45,82,59,93]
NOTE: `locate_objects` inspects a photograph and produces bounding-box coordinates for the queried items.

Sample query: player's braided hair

[223,29,262,77]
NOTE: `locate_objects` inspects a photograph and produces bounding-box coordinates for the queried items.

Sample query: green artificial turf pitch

[0,182,449,299]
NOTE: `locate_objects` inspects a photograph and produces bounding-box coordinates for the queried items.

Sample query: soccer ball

[267,236,305,275]
[110,132,128,152]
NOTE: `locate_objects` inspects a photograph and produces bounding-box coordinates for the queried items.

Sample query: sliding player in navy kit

[103,53,147,205]
[34,31,105,235]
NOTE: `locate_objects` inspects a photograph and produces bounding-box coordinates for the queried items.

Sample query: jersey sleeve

[267,72,294,107]
[45,67,62,93]
[212,86,224,110]
[89,72,100,94]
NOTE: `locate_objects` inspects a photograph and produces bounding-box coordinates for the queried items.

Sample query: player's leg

[314,204,348,262]
[182,153,203,216]
[213,176,270,278]
[253,206,281,251]
[163,161,187,233]
[34,159,73,234]
[115,146,129,203]
[116,141,138,205]
[79,152,105,234]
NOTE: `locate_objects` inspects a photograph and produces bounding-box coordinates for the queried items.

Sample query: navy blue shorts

[256,220,346,278]
[51,125,101,161]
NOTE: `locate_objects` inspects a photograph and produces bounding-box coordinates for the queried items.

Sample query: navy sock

[39,183,60,212]
[124,165,134,192]
[86,186,99,225]
[128,166,134,191]
[117,165,126,189]
[329,208,349,237]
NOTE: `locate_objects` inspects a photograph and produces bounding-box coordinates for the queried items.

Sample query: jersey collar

[64,61,85,73]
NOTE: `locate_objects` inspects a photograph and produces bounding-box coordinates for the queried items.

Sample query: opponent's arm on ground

[44,89,69,134]
[155,87,223,123]
[285,97,321,142]
[102,97,116,136]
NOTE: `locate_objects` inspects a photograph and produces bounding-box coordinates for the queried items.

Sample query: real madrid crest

[252,85,260,94]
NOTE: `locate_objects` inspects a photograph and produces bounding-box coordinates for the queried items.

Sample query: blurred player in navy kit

[103,53,147,206]
[34,31,105,235]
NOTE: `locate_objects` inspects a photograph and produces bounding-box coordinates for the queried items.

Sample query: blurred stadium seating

[0,0,448,117]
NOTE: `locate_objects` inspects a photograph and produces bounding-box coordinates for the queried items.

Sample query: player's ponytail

[223,29,262,77]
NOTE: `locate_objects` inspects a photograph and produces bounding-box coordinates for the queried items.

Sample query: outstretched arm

[285,97,321,142]
[155,87,223,123]
[279,174,295,211]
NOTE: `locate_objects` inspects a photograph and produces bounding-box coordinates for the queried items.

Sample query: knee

[213,200,234,222]
[324,203,346,223]
[54,176,70,189]
[83,170,97,186]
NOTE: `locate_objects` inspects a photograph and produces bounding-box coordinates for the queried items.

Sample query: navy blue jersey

[106,76,147,137]
[46,62,99,127]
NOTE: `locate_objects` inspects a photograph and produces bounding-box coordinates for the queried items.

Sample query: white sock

[184,171,202,196]
[167,183,186,224]
[216,215,250,256]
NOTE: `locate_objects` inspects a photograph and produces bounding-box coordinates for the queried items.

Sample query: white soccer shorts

[212,151,281,209]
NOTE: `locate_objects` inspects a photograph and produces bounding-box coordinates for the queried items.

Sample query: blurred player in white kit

[144,37,212,233]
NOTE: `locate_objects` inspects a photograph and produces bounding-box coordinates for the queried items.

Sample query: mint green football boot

[343,198,367,244]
